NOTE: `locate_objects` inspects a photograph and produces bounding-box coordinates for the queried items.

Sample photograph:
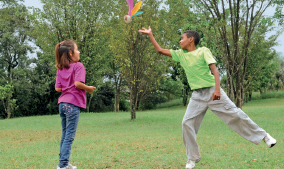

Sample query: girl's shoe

[57,163,77,169]
[68,163,77,169]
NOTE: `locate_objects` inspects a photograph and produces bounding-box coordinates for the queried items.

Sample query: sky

[22,0,284,56]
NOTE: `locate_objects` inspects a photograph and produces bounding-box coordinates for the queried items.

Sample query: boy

[138,26,276,169]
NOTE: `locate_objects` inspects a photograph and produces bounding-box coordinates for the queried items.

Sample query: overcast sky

[22,0,284,55]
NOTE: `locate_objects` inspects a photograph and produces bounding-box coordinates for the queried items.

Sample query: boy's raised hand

[138,26,172,57]
[138,26,152,35]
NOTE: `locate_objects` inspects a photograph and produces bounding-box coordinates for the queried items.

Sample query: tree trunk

[226,75,230,97]
[115,76,122,113]
[130,96,136,120]
[87,93,93,113]
[182,87,189,106]
[183,95,187,106]
[245,92,248,103]
[136,100,140,111]
[7,95,11,119]
[115,92,120,113]
[168,92,171,101]
[241,85,244,106]
[130,84,138,120]
[249,91,252,101]
[226,71,234,102]
[235,73,242,108]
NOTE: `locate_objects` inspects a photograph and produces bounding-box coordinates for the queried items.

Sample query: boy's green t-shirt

[170,47,216,90]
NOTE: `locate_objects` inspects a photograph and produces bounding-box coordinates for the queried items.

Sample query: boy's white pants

[182,86,266,162]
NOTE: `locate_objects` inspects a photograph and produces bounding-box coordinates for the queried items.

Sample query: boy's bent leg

[208,89,266,145]
[182,99,208,162]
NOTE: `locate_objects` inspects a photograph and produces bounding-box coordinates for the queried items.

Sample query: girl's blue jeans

[58,102,80,167]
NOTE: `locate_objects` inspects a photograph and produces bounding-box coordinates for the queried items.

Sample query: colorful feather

[126,0,134,16]
[131,11,143,18]
[131,0,142,16]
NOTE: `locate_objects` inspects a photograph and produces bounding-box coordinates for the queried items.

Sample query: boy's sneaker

[185,159,195,169]
[263,133,276,148]
[56,163,77,169]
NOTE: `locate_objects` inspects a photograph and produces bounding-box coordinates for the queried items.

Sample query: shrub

[251,90,284,100]
[119,100,130,112]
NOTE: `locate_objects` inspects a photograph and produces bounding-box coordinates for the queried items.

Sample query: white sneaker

[68,163,77,169]
[263,133,276,148]
[185,159,195,169]
[56,163,77,169]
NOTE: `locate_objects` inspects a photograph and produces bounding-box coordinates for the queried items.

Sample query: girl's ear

[69,50,73,57]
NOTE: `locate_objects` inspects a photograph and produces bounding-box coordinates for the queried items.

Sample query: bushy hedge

[138,92,168,110]
[251,90,284,100]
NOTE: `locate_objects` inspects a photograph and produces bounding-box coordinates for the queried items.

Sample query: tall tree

[188,0,277,108]
[31,0,114,112]
[0,1,33,118]
[242,20,278,98]
[274,0,284,25]
[110,0,168,120]
[104,60,125,113]
[275,53,284,89]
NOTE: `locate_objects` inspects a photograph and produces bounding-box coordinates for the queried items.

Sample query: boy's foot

[263,133,276,148]
[56,163,77,169]
[185,159,195,169]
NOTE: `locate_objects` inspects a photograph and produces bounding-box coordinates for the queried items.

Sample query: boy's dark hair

[55,40,76,70]
[183,30,200,46]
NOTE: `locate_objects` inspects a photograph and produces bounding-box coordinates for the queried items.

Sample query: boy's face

[179,34,194,49]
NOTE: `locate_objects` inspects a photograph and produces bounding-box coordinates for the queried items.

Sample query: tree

[240,17,279,103]
[188,0,277,108]
[0,1,33,118]
[274,0,284,25]
[31,0,114,112]
[110,0,168,120]
[104,60,125,113]
[159,70,184,101]
[275,53,284,89]
[0,85,17,118]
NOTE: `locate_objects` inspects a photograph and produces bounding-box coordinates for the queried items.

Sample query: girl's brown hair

[55,40,76,70]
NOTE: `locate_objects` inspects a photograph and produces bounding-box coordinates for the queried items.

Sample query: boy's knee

[182,118,194,127]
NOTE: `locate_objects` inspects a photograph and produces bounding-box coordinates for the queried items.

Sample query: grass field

[1,98,284,169]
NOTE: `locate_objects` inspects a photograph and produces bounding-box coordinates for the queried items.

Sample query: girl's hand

[86,86,96,94]
[138,26,152,35]
[55,88,62,92]
[212,90,221,101]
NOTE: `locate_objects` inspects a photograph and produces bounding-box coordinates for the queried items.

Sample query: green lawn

[1,98,284,168]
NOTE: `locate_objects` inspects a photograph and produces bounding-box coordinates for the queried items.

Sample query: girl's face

[70,44,80,62]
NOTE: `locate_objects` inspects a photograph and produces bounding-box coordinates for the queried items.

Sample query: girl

[55,40,96,169]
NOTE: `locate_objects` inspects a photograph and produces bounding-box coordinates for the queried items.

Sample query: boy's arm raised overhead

[138,26,172,57]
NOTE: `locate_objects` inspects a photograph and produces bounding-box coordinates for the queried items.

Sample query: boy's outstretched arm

[138,26,171,57]
[209,64,221,101]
